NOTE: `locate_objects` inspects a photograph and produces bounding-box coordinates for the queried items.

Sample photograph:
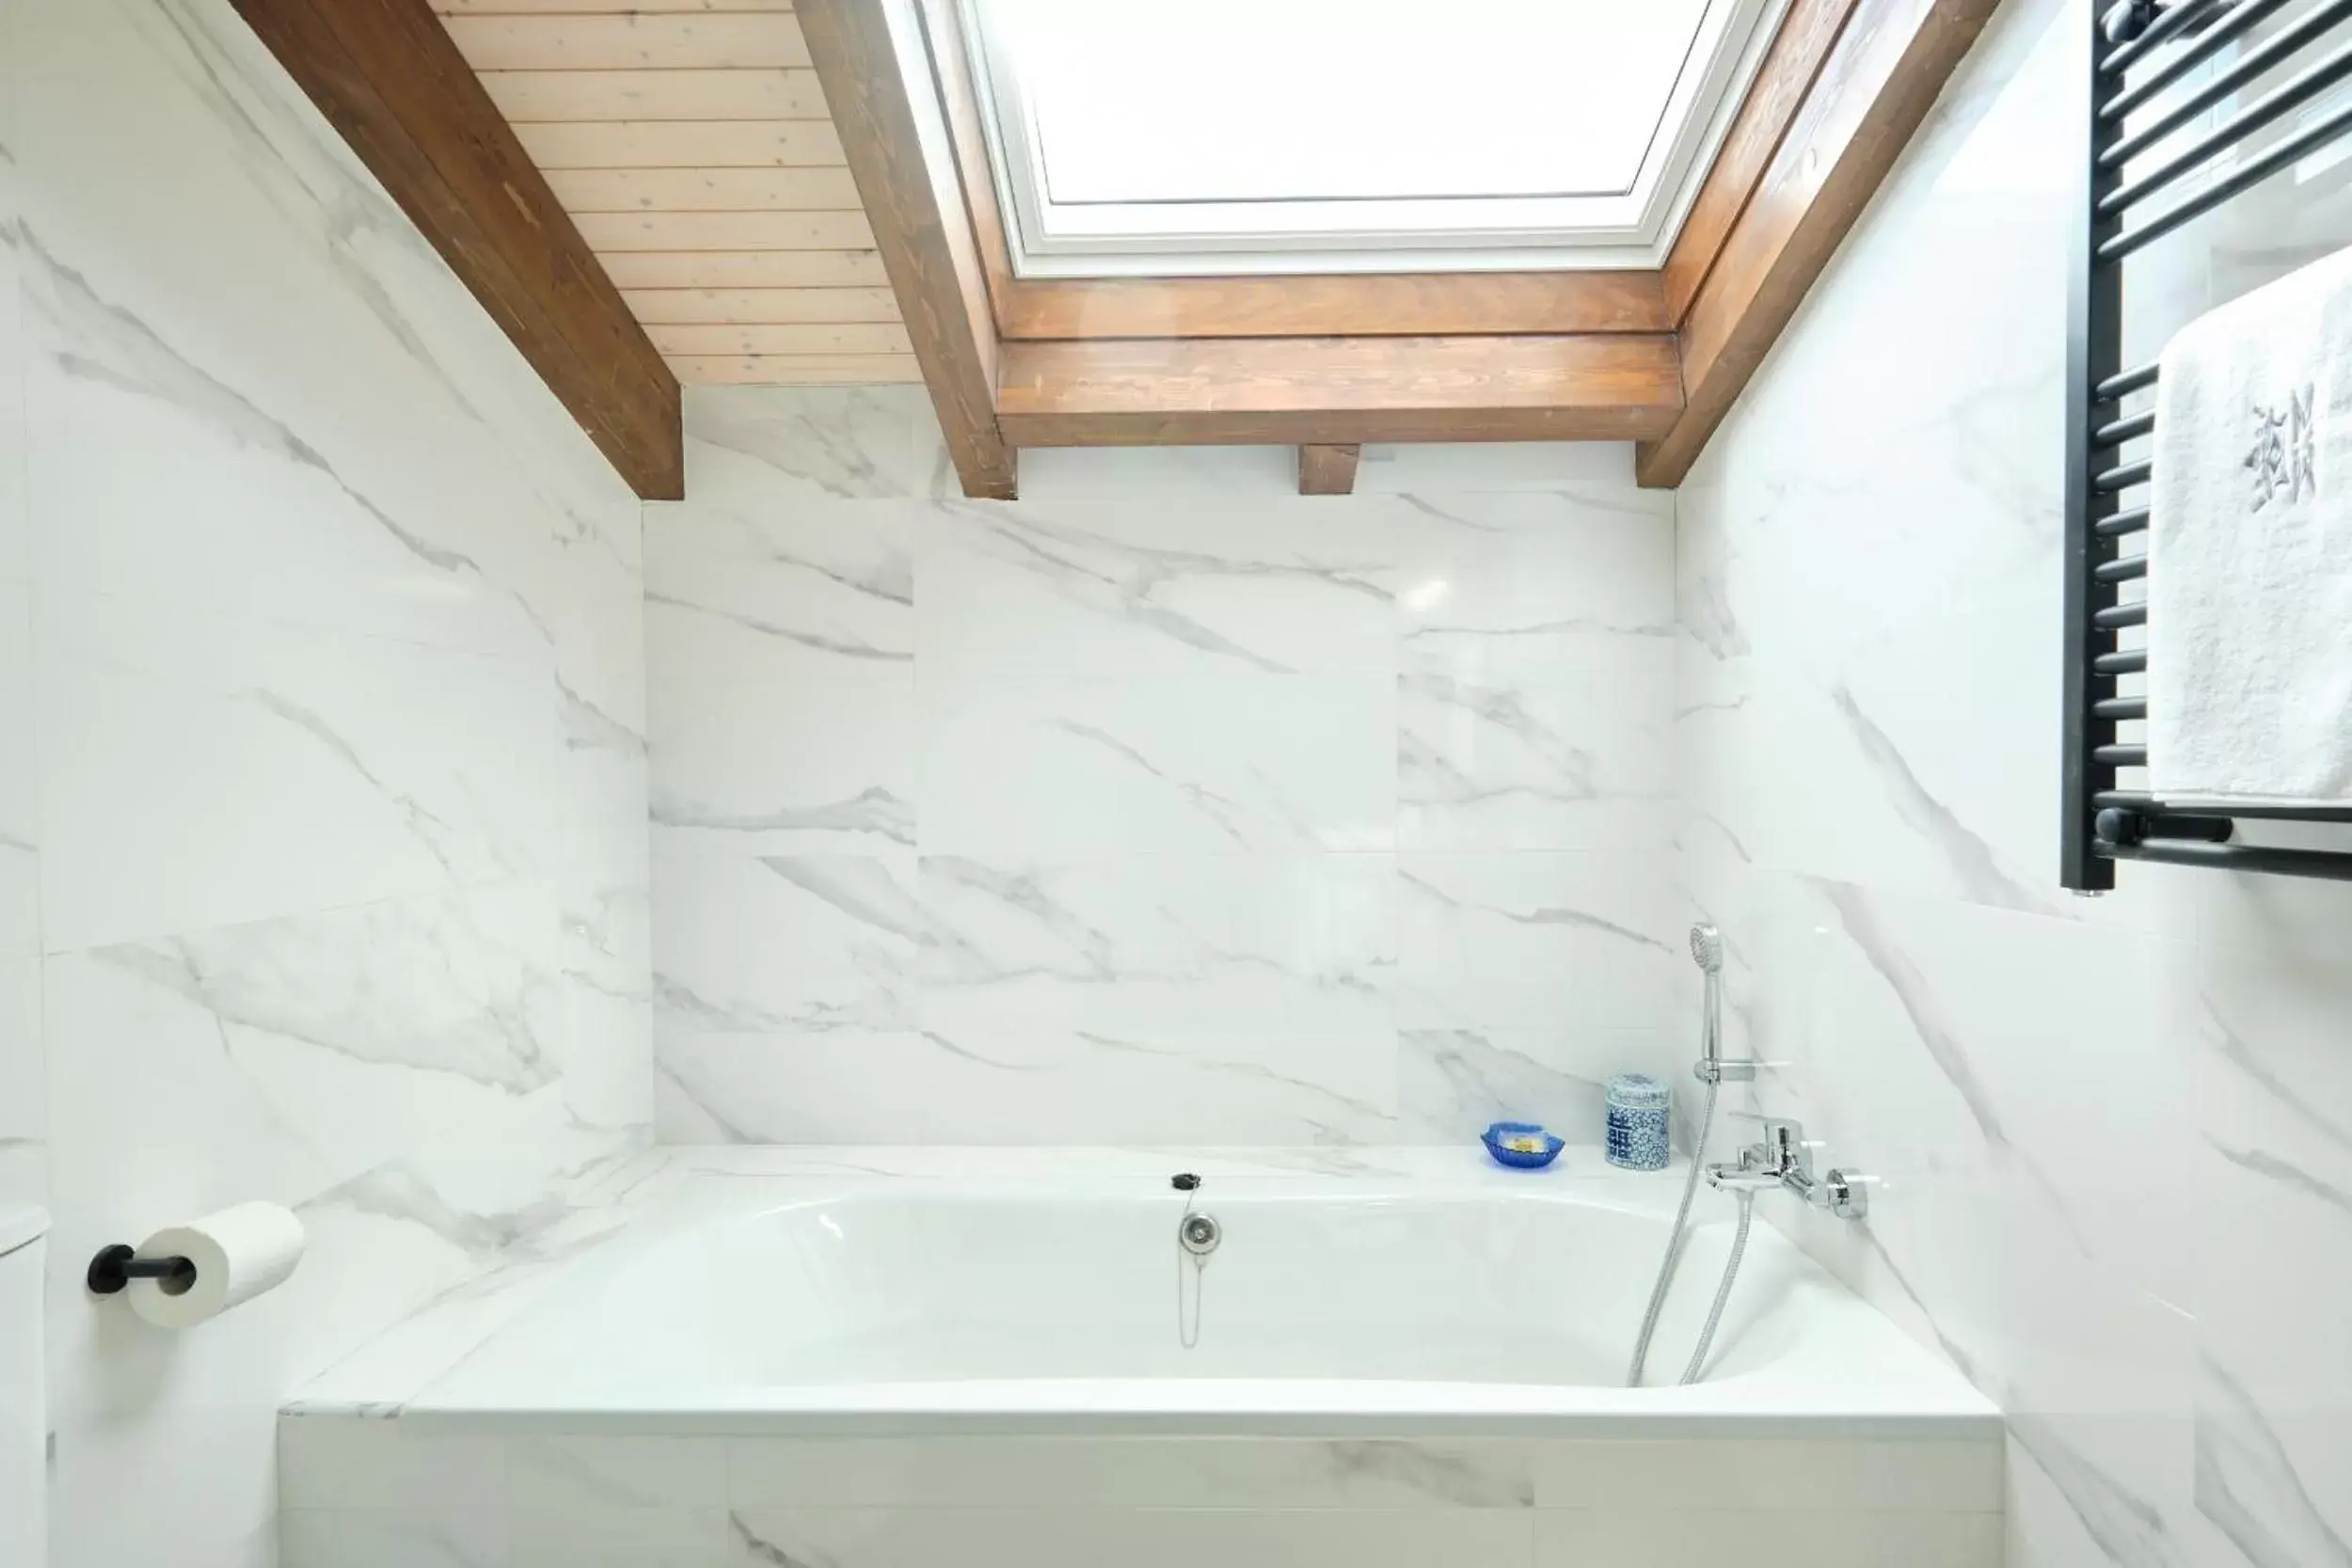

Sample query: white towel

[2148,245,2352,807]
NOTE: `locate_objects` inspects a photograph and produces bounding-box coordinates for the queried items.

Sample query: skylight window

[961,0,1784,277]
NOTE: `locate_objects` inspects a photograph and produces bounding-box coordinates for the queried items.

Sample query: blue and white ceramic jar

[1606,1073,1672,1171]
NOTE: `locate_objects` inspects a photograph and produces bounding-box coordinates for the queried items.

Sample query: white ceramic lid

[0,1203,48,1258]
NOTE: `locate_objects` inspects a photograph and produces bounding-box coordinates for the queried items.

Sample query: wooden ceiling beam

[1662,0,1864,326]
[800,0,1017,499]
[914,0,1021,320]
[228,0,683,499]
[996,272,1672,341]
[996,336,1685,447]
[1298,444,1361,496]
[1637,0,2002,488]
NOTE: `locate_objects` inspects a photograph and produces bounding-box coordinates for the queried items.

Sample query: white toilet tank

[0,1204,48,1568]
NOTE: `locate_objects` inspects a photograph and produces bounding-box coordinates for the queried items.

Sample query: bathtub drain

[1172,1176,1212,1350]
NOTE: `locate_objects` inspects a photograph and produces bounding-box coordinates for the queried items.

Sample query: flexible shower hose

[1679,1185,1753,1386]
[1624,1077,1716,1387]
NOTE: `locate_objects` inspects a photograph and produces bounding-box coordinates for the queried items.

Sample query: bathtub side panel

[279,1412,2001,1568]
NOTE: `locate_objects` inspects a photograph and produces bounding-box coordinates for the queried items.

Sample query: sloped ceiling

[433,0,921,385]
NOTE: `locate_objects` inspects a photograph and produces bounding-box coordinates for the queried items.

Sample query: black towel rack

[2062,0,2352,889]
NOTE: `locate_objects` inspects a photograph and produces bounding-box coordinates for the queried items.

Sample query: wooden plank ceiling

[432,0,920,386]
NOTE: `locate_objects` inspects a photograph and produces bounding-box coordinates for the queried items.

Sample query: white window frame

[959,0,1788,277]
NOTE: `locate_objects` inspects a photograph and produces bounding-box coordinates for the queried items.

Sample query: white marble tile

[1396,1027,1677,1146]
[652,839,920,1036]
[680,384,944,504]
[644,393,1681,1155]
[1400,669,1672,852]
[511,1436,729,1515]
[35,589,567,951]
[2182,905,2352,1565]
[279,1418,508,1513]
[15,260,548,662]
[725,1506,1536,1568]
[916,495,1404,678]
[1534,1508,2000,1568]
[1657,12,2352,1568]
[548,880,655,1137]
[2189,1347,2346,1568]
[649,653,913,860]
[13,3,635,667]
[508,1505,728,1568]
[1358,442,1638,494]
[1394,490,1675,685]
[280,1508,509,1568]
[1674,630,2068,927]
[1747,879,2186,1303]
[1528,1437,2001,1513]
[2002,1392,2201,1568]
[539,697,651,897]
[286,1193,663,1422]
[920,672,1397,855]
[1396,852,1673,1034]
[644,500,914,675]
[56,1175,649,1568]
[659,1026,1398,1146]
[1668,8,2074,673]
[42,881,640,1232]
[916,853,1395,1036]
[1677,687,2214,1544]
[726,1436,1536,1510]
[1009,443,1298,500]
[8,4,653,1568]
[648,652,913,856]
[1692,874,2209,1558]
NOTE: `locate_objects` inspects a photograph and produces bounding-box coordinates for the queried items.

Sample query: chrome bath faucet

[1705,1116,1871,1220]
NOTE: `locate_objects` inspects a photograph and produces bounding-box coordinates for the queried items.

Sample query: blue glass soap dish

[1482,1121,1565,1170]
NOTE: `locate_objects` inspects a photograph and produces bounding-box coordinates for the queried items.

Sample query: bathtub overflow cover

[1179,1212,1221,1257]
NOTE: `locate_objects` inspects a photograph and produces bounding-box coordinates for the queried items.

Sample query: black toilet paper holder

[87,1243,198,1296]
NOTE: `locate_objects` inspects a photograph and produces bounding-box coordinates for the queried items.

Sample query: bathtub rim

[290,1147,2000,1443]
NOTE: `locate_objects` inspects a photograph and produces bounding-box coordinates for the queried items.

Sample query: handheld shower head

[1690,924,1730,1074]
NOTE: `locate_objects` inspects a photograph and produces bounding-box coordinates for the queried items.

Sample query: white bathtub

[281,1148,2003,1568]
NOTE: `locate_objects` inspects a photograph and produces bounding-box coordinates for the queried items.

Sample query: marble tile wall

[644,401,1684,1150]
[276,1418,2005,1568]
[0,0,40,1221]
[1675,1,2352,1564]
[0,1,653,1563]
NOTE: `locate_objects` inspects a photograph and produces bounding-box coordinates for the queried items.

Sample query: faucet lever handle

[1751,1116,1812,1176]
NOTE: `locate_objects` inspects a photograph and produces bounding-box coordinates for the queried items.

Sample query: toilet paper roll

[127,1202,305,1329]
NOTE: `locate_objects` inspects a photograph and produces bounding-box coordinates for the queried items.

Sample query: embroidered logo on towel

[2245,384,2316,511]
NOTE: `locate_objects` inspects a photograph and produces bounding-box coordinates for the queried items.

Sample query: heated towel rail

[2062,0,2352,888]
